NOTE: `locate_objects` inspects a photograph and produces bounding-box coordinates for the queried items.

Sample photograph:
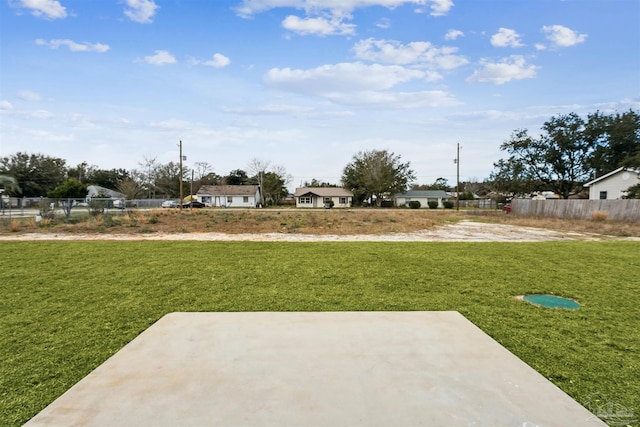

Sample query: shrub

[408,201,421,209]
[443,201,454,209]
[428,201,438,209]
[39,199,55,219]
[88,199,106,216]
[592,211,608,221]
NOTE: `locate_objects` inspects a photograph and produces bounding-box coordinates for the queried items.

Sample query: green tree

[154,162,182,198]
[495,113,594,199]
[47,178,88,217]
[412,177,449,191]
[303,179,337,187]
[342,149,415,206]
[261,172,288,205]
[86,168,129,189]
[224,169,253,185]
[47,178,87,198]
[67,162,96,183]
[586,110,640,175]
[0,152,67,197]
[489,157,539,198]
[0,175,21,194]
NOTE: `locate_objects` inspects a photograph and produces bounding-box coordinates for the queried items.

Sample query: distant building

[583,167,639,200]
[394,190,449,208]
[87,185,125,199]
[294,187,353,208]
[197,185,261,207]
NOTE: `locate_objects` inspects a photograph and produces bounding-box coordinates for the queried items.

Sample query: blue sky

[1,0,639,189]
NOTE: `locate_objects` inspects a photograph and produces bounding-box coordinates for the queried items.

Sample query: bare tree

[138,156,160,198]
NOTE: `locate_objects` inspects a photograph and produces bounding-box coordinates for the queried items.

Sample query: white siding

[396,196,444,208]
[197,190,259,207]
[296,195,352,208]
[588,170,639,200]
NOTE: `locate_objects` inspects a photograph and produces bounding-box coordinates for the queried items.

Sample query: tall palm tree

[0,175,21,194]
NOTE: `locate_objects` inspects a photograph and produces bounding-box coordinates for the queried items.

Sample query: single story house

[87,185,125,199]
[294,187,353,208]
[583,167,639,200]
[394,190,449,208]
[197,185,261,208]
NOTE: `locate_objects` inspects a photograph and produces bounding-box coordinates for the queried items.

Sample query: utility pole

[455,143,460,211]
[179,140,183,211]
[190,169,194,211]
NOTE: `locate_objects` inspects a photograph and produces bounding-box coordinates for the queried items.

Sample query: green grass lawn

[1,241,639,426]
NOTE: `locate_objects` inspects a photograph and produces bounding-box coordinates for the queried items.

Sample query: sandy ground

[0,220,636,242]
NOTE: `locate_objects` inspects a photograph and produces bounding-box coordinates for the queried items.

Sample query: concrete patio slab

[25,311,605,426]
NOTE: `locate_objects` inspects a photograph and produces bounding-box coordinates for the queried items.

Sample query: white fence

[511,199,640,222]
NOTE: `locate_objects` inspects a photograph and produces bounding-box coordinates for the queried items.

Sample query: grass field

[1,241,639,426]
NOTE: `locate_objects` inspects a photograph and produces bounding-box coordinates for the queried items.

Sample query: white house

[87,185,125,199]
[583,167,639,200]
[294,187,353,208]
[394,190,449,208]
[197,185,261,208]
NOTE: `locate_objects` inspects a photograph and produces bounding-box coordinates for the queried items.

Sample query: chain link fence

[0,197,176,218]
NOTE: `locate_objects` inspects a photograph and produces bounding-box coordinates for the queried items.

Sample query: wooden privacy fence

[511,199,640,222]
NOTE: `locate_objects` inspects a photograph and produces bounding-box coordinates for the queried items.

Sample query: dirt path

[0,220,635,242]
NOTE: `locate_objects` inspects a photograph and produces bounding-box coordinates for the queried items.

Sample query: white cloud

[236,1,437,17]
[444,29,463,40]
[0,101,14,110]
[328,89,459,108]
[17,90,43,101]
[263,62,458,108]
[149,119,190,130]
[29,109,55,119]
[466,55,539,85]
[282,15,356,36]
[490,28,523,48]
[353,38,467,70]
[235,1,452,32]
[143,50,176,65]
[124,0,159,24]
[12,0,66,19]
[541,25,587,48]
[265,62,424,94]
[375,18,390,29]
[534,43,546,51]
[203,53,231,68]
[429,0,453,16]
[35,38,110,53]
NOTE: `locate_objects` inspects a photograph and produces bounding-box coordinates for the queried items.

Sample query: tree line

[0,154,292,206]
[491,110,639,199]
[1,109,638,205]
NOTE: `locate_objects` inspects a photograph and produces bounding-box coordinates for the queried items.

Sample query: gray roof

[294,187,353,197]
[87,185,125,199]
[583,167,639,187]
[197,185,260,196]
[395,190,448,198]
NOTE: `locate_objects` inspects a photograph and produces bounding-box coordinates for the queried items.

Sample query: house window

[324,197,332,203]
[300,196,312,204]
[599,191,607,200]
[243,196,249,203]
[339,197,347,204]
[227,196,233,204]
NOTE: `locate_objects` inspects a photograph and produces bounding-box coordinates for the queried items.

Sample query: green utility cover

[523,294,580,309]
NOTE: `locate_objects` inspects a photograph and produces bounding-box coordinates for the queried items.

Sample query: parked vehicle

[182,201,205,208]
[161,200,179,208]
